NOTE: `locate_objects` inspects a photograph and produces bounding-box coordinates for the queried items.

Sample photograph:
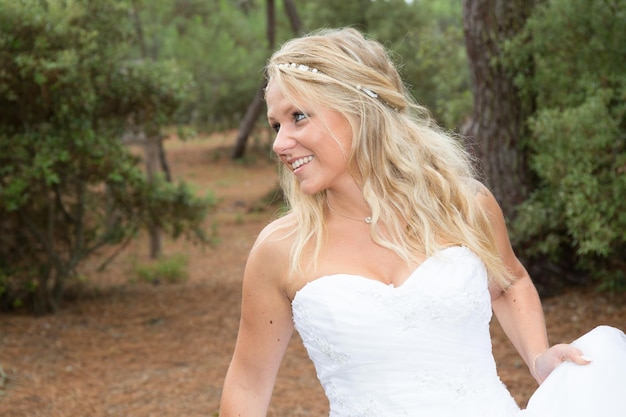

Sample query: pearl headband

[276,62,397,110]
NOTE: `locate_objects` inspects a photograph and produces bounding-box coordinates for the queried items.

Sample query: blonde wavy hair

[266,28,512,288]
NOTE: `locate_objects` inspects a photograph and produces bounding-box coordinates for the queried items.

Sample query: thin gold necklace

[327,200,372,224]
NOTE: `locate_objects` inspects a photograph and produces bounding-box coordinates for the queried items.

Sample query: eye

[271,122,280,133]
[293,112,307,123]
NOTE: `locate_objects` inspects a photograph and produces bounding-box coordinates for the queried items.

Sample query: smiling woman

[266,80,354,197]
[219,27,626,417]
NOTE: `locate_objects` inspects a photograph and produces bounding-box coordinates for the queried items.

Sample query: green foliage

[390,16,471,129]
[506,0,626,290]
[134,0,269,131]
[0,0,215,314]
[109,60,196,126]
[0,1,129,129]
[132,175,217,242]
[134,253,189,284]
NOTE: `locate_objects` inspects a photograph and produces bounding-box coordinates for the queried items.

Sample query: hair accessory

[277,62,320,74]
[356,84,378,99]
[276,62,397,111]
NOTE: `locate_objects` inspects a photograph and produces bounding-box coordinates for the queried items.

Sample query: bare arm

[477,186,589,384]
[219,224,295,416]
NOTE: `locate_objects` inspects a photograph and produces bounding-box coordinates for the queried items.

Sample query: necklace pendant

[326,200,373,224]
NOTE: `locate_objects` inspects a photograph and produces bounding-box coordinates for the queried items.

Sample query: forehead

[265,81,284,107]
[266,81,301,117]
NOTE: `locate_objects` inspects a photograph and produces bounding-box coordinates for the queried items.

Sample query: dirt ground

[1,132,625,417]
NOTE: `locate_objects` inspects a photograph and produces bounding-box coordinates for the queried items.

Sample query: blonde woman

[219,28,626,416]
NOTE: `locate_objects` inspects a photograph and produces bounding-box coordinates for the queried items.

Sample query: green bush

[506,0,626,290]
[0,0,215,313]
[134,254,189,284]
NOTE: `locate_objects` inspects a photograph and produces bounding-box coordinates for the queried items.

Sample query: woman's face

[266,82,355,195]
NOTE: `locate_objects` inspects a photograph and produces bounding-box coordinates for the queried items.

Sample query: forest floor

[1,132,625,417]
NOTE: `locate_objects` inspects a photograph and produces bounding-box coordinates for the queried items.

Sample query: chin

[298,181,325,196]
[299,188,321,196]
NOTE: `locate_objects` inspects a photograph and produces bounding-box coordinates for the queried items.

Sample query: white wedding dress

[292,246,626,417]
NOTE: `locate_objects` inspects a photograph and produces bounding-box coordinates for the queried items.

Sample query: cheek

[335,118,354,153]
[336,129,354,159]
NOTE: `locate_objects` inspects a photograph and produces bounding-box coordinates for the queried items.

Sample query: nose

[272,128,297,156]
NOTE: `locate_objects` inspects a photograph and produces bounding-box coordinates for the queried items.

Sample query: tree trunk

[132,1,168,258]
[145,136,162,259]
[283,0,303,34]
[462,0,535,220]
[158,135,172,182]
[231,83,267,159]
[232,0,303,159]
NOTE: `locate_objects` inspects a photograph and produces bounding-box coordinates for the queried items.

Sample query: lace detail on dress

[324,382,403,417]
[292,297,349,365]
[411,365,487,398]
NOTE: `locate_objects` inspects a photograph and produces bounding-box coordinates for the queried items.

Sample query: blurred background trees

[0,0,214,314]
[0,0,624,313]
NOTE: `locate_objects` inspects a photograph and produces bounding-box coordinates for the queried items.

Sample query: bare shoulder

[467,177,490,198]
[467,178,528,287]
[245,213,296,286]
[252,213,296,254]
[467,178,503,216]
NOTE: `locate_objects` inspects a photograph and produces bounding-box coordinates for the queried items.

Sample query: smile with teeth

[291,156,314,170]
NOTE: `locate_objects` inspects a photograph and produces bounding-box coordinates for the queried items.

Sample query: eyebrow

[267,104,300,121]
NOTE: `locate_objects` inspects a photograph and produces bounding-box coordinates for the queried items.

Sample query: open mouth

[292,155,314,170]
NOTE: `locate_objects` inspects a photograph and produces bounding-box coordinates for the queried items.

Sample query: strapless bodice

[292,246,520,416]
